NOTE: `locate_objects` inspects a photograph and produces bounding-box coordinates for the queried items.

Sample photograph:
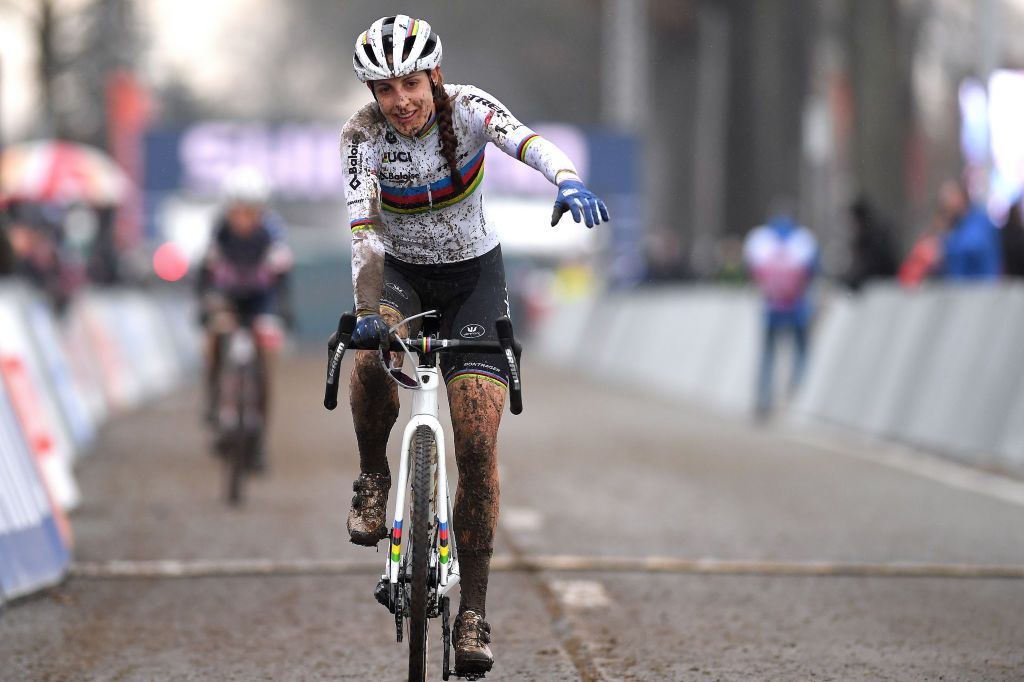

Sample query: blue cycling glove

[351,313,389,348]
[551,180,610,228]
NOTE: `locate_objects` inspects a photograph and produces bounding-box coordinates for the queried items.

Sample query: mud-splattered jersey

[340,83,580,315]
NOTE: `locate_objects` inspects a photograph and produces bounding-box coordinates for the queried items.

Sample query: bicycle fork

[384,366,461,605]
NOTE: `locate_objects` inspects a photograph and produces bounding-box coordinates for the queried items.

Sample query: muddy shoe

[454,609,493,677]
[347,472,390,546]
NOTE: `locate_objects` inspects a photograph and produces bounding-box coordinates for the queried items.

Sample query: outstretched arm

[461,86,610,227]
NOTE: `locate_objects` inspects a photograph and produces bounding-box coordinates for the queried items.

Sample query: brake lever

[324,313,357,410]
[495,317,523,415]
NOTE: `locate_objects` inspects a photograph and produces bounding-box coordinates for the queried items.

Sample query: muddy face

[370,69,439,137]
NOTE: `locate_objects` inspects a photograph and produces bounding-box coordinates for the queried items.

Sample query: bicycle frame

[323,308,522,679]
[386,363,460,598]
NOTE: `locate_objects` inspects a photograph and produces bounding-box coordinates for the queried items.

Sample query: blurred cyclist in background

[198,166,293,470]
[339,14,609,676]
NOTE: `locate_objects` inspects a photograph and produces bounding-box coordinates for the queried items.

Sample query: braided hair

[431,72,465,194]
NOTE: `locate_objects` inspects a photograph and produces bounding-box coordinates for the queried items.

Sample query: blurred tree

[143,1,604,126]
[722,0,813,242]
[0,0,137,145]
[843,0,924,242]
[276,1,603,124]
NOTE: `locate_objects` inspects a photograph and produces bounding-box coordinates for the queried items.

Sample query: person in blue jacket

[937,180,1001,280]
[743,202,818,417]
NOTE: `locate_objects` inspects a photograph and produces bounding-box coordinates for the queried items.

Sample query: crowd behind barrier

[533,282,1024,476]
[0,283,199,603]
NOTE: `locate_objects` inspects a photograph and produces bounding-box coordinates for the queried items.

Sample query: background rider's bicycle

[324,310,522,681]
[213,317,266,505]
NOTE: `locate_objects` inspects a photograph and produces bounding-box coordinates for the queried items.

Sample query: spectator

[937,180,1000,281]
[743,202,818,418]
[0,211,14,276]
[844,196,898,291]
[898,213,944,288]
[1001,198,1024,278]
[6,202,74,310]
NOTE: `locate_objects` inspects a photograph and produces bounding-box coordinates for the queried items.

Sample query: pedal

[373,577,394,613]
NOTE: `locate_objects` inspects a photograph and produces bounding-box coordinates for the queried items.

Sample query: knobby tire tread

[408,425,434,681]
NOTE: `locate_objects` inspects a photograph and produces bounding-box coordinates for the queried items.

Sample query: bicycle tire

[226,360,256,503]
[227,431,245,505]
[408,424,435,681]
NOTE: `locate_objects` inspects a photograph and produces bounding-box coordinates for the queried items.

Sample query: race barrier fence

[533,281,1024,475]
[0,282,199,603]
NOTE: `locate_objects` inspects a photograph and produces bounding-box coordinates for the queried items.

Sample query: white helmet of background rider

[221,165,270,206]
[352,15,443,83]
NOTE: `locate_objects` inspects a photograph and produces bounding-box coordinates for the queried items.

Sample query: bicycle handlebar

[323,313,524,415]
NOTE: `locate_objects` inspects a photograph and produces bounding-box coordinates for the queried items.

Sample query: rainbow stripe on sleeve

[517,134,540,162]
[350,218,374,232]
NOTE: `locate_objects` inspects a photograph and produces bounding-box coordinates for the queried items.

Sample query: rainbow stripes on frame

[439,520,449,564]
[391,519,402,563]
[379,148,485,214]
[350,218,374,232]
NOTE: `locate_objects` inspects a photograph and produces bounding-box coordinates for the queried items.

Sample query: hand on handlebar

[351,313,390,349]
[551,180,610,228]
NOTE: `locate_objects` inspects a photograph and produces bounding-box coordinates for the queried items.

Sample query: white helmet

[221,165,270,206]
[352,15,442,83]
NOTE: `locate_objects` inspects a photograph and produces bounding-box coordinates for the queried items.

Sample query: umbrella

[0,140,130,206]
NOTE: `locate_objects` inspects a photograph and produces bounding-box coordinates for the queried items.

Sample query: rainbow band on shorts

[446,369,508,390]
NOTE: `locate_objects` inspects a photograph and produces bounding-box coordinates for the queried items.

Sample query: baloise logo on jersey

[347,143,361,190]
[460,323,486,339]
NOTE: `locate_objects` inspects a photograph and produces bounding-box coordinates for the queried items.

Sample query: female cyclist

[340,15,609,676]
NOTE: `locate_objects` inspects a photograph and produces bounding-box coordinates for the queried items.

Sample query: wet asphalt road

[2,350,1024,681]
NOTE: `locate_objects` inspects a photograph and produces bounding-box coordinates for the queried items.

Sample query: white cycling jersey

[341,83,580,315]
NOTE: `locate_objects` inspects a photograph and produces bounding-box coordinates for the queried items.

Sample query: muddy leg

[448,377,505,618]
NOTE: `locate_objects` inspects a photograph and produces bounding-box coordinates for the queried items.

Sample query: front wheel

[408,425,436,681]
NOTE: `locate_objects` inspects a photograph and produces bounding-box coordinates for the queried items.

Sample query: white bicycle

[324,310,522,681]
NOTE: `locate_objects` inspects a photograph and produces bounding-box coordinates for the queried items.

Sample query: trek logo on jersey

[347,143,361,190]
[465,93,507,114]
[460,323,486,339]
[381,151,411,164]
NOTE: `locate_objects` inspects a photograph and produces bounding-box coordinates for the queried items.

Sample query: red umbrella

[0,140,131,206]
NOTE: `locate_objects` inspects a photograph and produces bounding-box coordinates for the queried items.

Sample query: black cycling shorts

[378,245,510,389]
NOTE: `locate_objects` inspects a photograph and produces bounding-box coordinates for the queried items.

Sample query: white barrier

[22,296,97,454]
[791,283,1024,473]
[534,286,761,412]
[0,283,199,599]
[532,282,1024,474]
[0,372,72,602]
[0,286,80,510]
